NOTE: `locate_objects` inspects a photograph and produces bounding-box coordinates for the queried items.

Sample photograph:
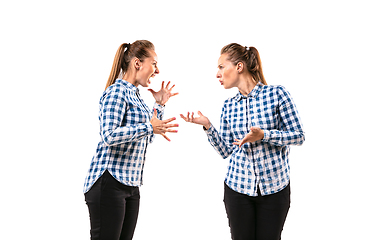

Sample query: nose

[216,71,221,78]
[155,66,160,74]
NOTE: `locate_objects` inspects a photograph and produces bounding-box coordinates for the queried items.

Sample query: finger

[163,117,177,124]
[164,123,179,128]
[153,108,157,117]
[165,81,171,89]
[169,84,175,91]
[161,81,165,89]
[233,138,245,147]
[198,111,204,117]
[165,129,178,133]
[180,114,189,121]
[161,133,171,142]
[180,114,188,121]
[191,112,194,121]
[170,92,179,97]
[147,89,156,94]
[233,139,240,145]
[239,137,249,146]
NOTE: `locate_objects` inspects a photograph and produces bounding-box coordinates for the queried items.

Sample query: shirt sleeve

[204,105,234,159]
[148,102,165,144]
[262,86,305,146]
[100,93,153,146]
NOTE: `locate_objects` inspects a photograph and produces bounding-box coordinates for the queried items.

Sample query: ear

[236,62,244,73]
[133,58,142,70]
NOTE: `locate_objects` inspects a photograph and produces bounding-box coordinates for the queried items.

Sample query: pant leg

[255,184,291,240]
[119,188,140,240]
[85,171,140,240]
[223,182,256,240]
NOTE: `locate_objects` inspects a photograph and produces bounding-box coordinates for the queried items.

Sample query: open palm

[180,111,211,130]
[148,81,178,106]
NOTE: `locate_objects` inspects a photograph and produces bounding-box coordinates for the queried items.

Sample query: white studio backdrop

[1,0,366,239]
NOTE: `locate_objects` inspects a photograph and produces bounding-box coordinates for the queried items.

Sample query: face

[136,50,159,87]
[216,54,239,89]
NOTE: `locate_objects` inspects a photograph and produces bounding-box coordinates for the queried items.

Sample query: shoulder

[261,84,288,93]
[100,81,129,104]
[262,85,291,98]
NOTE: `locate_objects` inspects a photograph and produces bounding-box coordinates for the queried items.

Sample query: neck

[237,74,257,96]
[122,70,139,87]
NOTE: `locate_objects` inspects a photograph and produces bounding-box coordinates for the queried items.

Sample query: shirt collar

[234,82,264,102]
[116,79,139,92]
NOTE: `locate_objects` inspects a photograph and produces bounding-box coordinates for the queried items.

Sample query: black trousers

[85,171,140,240]
[224,183,290,240]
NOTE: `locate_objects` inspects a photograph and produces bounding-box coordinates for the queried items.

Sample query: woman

[181,43,305,240]
[84,40,179,240]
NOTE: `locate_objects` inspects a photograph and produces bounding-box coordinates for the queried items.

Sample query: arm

[100,94,153,146]
[262,86,305,146]
[205,114,234,159]
[180,111,234,159]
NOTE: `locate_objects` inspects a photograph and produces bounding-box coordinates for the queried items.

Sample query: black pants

[85,171,140,240]
[224,183,290,240]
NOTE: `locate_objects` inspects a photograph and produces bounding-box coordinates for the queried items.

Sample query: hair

[104,40,155,90]
[221,43,267,85]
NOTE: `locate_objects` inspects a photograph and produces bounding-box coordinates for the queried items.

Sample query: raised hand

[180,111,211,130]
[148,81,179,106]
[233,127,264,147]
[150,109,179,141]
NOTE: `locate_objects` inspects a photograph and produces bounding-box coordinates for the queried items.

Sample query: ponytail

[105,43,130,90]
[104,40,155,91]
[247,47,267,85]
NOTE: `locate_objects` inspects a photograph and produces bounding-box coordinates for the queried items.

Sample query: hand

[148,81,178,106]
[150,109,179,141]
[180,111,211,130]
[233,127,264,147]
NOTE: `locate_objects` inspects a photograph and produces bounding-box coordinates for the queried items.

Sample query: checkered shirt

[83,79,164,193]
[205,83,305,196]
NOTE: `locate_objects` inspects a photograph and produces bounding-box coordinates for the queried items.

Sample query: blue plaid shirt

[83,79,164,193]
[205,83,305,196]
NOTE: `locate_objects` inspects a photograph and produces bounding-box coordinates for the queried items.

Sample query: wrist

[204,123,211,130]
[155,101,164,106]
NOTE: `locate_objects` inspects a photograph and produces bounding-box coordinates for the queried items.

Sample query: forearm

[205,124,233,158]
[102,123,153,146]
[262,129,305,147]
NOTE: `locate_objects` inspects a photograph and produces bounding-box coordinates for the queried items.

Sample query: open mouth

[148,74,155,84]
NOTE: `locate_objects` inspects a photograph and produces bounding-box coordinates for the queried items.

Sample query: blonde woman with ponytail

[181,43,305,240]
[84,40,178,240]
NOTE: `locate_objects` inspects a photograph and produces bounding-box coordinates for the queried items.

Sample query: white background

[1,0,366,239]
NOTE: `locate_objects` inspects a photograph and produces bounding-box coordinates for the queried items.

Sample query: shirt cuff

[153,102,165,111]
[262,130,270,142]
[146,122,154,135]
[203,124,213,132]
